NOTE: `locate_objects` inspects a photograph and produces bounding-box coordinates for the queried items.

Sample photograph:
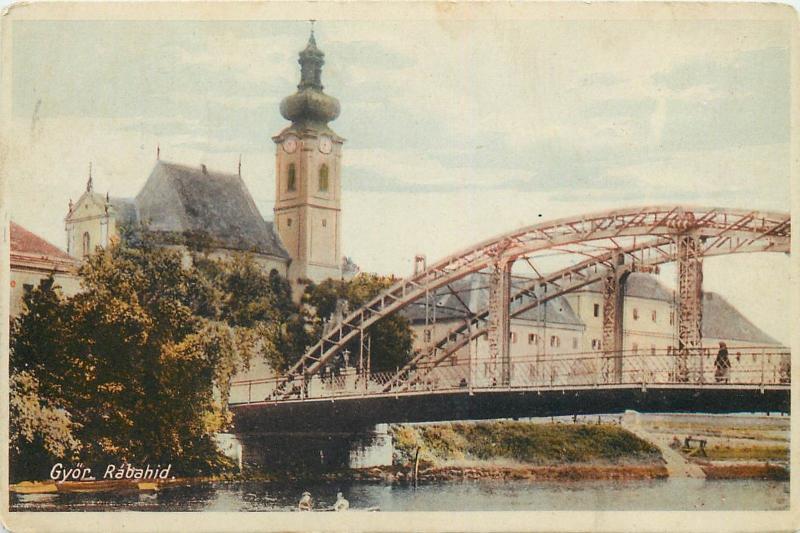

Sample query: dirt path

[622,412,706,479]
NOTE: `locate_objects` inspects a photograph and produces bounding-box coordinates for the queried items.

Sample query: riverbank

[381,420,667,482]
[634,412,790,481]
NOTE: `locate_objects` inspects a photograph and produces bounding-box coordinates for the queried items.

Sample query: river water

[10,478,789,512]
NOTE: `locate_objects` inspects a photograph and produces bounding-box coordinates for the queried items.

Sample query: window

[318,164,329,192]
[669,311,674,326]
[510,332,517,344]
[528,333,539,345]
[423,329,432,343]
[550,336,560,348]
[593,303,600,317]
[287,163,296,191]
[287,218,293,227]
[82,232,91,257]
[632,308,639,320]
[572,337,579,349]
[651,310,657,322]
[591,339,599,350]
[322,219,327,227]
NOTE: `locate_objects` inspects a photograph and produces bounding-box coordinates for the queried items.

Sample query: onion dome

[280,31,341,130]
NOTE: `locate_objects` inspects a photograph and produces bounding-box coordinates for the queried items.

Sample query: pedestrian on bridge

[714,342,731,383]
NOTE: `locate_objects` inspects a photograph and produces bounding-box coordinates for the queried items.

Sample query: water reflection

[10,478,789,512]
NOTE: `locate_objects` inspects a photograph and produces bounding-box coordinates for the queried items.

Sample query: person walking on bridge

[714,342,731,383]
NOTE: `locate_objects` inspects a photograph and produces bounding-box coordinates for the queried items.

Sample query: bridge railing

[228,347,790,405]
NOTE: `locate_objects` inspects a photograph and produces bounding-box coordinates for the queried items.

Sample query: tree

[304,273,415,373]
[10,244,244,476]
[9,371,81,482]
[192,254,310,371]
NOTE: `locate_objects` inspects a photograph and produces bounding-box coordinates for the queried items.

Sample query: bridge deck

[231,383,789,433]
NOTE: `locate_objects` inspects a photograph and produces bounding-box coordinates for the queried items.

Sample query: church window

[550,336,560,348]
[651,310,657,322]
[528,333,539,345]
[287,218,293,227]
[322,219,327,227]
[82,232,91,257]
[287,164,296,191]
[593,303,600,317]
[632,308,639,320]
[423,329,431,343]
[510,332,517,344]
[669,311,674,325]
[319,164,329,192]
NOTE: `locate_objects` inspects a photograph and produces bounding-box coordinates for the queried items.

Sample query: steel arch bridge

[229,205,790,416]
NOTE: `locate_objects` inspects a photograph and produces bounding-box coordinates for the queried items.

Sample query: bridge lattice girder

[272,206,790,400]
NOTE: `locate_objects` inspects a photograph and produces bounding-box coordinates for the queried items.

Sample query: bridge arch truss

[268,206,789,400]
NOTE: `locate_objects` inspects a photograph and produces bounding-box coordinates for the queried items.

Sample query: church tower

[273,28,344,289]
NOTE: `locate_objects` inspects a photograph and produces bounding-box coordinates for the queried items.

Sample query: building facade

[10,222,80,317]
[403,272,787,388]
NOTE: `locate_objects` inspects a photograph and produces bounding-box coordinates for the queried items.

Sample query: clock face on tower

[318,135,332,154]
[283,135,298,154]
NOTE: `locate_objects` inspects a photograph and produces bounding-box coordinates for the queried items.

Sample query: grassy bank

[391,421,663,468]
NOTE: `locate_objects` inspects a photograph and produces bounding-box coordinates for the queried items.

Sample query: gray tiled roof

[132,161,289,259]
[401,272,584,328]
[109,197,138,227]
[702,292,779,344]
[578,272,674,302]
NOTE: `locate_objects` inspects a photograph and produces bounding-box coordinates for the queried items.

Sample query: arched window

[318,164,329,192]
[287,163,296,191]
[82,232,91,257]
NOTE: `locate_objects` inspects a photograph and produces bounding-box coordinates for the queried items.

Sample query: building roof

[702,292,779,344]
[578,272,674,302]
[10,221,77,273]
[11,221,74,261]
[133,161,289,259]
[109,197,138,227]
[402,272,584,328]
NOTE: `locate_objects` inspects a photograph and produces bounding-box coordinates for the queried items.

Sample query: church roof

[134,161,289,259]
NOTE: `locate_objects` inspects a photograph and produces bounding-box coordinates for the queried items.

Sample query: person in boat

[333,491,349,512]
[298,491,313,511]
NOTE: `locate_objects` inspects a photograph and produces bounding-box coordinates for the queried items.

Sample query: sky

[2,6,794,344]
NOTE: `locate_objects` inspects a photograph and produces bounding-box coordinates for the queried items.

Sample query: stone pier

[235,425,394,472]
